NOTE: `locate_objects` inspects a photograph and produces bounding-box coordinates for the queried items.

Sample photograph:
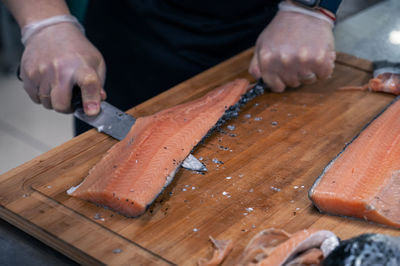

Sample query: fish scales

[199,79,265,143]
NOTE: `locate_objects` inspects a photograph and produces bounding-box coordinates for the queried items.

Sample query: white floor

[0,74,73,174]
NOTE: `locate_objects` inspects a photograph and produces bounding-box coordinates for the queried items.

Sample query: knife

[71,87,207,172]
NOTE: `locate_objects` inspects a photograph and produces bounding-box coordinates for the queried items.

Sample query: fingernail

[85,102,99,116]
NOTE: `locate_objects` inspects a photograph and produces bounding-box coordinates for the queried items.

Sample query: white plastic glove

[20,22,106,115]
[249,9,336,92]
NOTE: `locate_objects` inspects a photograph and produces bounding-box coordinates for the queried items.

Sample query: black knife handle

[71,85,83,111]
[256,78,266,89]
[16,64,23,81]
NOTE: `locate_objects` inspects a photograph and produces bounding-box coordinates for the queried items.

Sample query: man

[3,0,340,134]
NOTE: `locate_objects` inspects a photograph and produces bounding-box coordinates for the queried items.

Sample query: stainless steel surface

[74,101,136,141]
[336,0,382,21]
[335,0,400,62]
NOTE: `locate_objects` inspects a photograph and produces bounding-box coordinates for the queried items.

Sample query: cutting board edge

[0,206,104,266]
[0,49,383,266]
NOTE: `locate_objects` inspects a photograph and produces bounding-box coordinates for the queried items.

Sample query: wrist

[287,0,336,22]
[21,15,85,45]
[318,8,336,22]
[287,0,341,15]
[2,0,72,28]
[279,1,335,28]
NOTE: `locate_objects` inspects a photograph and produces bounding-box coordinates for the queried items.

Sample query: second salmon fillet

[68,79,250,217]
[309,97,400,228]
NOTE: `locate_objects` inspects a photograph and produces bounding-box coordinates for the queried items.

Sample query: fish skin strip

[68,79,249,217]
[236,228,338,266]
[309,96,400,228]
[197,236,233,266]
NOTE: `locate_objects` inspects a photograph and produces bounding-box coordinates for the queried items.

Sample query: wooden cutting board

[1,49,399,265]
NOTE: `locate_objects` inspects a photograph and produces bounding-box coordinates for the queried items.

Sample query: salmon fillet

[309,97,400,228]
[68,79,250,217]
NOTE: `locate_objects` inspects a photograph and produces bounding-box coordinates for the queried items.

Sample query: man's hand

[20,22,106,115]
[249,10,335,92]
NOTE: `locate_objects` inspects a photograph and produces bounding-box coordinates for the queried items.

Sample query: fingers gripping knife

[71,87,207,172]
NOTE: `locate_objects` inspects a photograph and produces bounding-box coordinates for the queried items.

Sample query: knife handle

[256,78,267,89]
[71,86,83,111]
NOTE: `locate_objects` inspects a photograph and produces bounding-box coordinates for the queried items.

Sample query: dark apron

[76,0,279,135]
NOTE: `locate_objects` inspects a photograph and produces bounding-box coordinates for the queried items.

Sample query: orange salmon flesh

[309,97,400,228]
[68,79,249,217]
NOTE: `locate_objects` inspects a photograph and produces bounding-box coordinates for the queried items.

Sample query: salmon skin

[309,96,400,228]
[200,229,399,265]
[197,229,338,266]
[324,233,400,266]
[236,228,338,266]
[197,236,233,266]
[67,79,259,217]
[338,60,400,95]
[338,74,400,95]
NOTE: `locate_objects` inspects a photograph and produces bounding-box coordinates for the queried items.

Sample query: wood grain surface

[1,49,399,266]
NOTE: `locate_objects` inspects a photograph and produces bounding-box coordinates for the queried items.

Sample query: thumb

[75,67,103,116]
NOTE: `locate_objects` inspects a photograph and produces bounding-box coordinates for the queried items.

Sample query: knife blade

[74,101,136,141]
[71,87,207,172]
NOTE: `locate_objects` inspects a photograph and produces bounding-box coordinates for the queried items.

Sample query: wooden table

[1,49,399,265]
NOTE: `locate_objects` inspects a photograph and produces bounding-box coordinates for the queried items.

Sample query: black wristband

[291,0,342,14]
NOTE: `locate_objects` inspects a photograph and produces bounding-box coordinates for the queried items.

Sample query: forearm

[2,0,70,28]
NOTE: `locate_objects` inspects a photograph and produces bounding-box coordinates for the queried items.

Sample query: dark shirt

[77,0,280,135]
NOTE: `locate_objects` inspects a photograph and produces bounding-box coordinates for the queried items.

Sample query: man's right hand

[20,22,106,116]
